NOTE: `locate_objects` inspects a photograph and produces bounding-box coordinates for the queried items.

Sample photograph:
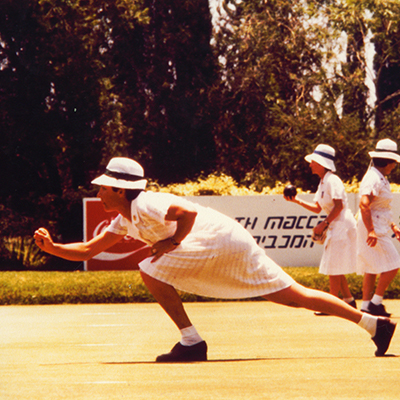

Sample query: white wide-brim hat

[368,138,400,163]
[305,144,336,172]
[91,157,148,189]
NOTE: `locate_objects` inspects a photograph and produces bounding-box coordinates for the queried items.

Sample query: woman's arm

[34,227,124,261]
[313,198,343,235]
[359,194,378,247]
[325,198,343,224]
[285,194,322,214]
[390,222,400,242]
[150,203,197,262]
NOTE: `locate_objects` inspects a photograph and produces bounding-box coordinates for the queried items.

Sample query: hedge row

[0,268,399,305]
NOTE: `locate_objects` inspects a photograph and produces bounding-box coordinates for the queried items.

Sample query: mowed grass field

[1,267,399,305]
[0,301,399,400]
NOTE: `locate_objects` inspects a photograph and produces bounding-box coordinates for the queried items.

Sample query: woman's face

[383,161,397,175]
[309,160,326,178]
[97,185,124,212]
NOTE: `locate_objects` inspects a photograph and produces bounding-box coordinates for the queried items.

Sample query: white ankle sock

[361,300,370,310]
[180,325,203,346]
[371,294,383,306]
[358,313,378,337]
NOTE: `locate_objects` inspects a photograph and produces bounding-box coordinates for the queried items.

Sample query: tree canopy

[1,0,400,240]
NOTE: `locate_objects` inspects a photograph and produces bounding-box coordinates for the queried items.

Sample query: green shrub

[148,173,311,196]
[1,236,50,270]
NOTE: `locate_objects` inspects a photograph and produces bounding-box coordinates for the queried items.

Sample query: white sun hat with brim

[368,138,400,163]
[91,157,148,189]
[304,144,336,172]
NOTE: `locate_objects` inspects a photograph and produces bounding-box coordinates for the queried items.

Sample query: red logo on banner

[83,198,150,271]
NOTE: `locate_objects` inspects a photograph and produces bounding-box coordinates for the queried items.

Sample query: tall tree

[0,0,218,238]
[211,0,392,187]
[0,0,110,238]
[368,0,400,136]
[137,0,217,183]
[212,0,333,189]
[322,0,372,181]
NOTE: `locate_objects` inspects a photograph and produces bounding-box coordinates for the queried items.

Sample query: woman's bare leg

[328,275,342,297]
[263,282,362,323]
[140,271,192,329]
[375,269,399,297]
[339,275,353,299]
[362,273,377,301]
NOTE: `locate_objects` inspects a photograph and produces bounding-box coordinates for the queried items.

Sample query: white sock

[371,294,383,306]
[361,300,370,310]
[180,325,203,346]
[358,313,378,337]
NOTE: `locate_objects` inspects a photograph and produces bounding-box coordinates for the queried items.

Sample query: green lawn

[0,267,399,305]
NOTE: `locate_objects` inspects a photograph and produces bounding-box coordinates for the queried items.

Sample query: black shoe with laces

[156,341,208,362]
[362,302,391,317]
[372,318,397,357]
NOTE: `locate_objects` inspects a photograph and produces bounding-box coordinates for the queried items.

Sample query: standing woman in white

[285,144,357,313]
[357,139,400,317]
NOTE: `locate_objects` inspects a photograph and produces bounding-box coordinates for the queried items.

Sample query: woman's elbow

[186,210,198,227]
[359,200,369,214]
[188,209,198,220]
[81,247,97,261]
[82,254,92,262]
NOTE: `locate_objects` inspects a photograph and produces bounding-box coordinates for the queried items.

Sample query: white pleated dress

[314,172,357,275]
[106,191,294,299]
[356,166,400,274]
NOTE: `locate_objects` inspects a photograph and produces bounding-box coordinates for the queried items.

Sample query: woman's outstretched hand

[34,228,54,253]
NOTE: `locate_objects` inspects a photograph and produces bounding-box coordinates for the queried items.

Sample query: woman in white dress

[357,139,400,317]
[34,157,396,360]
[285,144,357,313]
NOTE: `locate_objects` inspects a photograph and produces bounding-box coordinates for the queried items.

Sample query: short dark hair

[372,158,396,168]
[125,189,143,201]
[111,187,143,201]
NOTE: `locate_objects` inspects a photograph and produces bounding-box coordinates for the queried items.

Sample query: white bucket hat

[368,138,400,163]
[305,144,336,172]
[91,157,148,189]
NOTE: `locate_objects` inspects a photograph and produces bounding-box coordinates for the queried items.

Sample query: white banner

[84,194,400,268]
[186,194,400,267]
[187,195,328,266]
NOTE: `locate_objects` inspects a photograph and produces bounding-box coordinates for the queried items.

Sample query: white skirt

[319,210,357,275]
[356,215,400,274]
[139,208,295,299]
